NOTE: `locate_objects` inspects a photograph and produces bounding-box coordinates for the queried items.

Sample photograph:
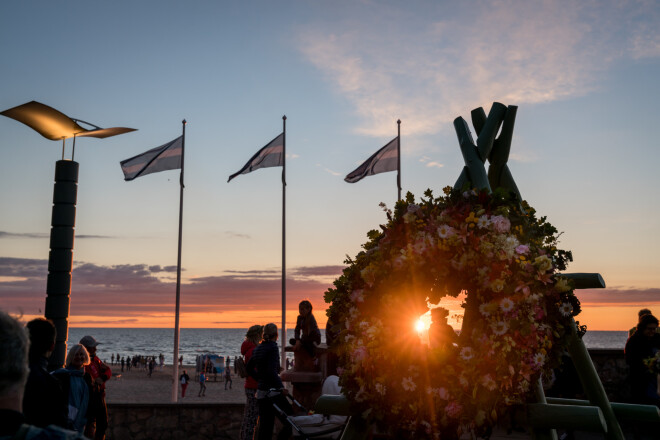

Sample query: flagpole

[281,115,287,371]
[397,119,402,200]
[172,119,186,402]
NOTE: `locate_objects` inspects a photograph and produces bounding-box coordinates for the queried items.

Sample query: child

[198,370,207,396]
[289,300,322,358]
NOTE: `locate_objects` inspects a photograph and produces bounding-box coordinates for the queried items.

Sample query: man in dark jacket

[247,323,292,440]
[23,318,68,428]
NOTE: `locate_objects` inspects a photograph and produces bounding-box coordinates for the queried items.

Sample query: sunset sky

[1,0,659,331]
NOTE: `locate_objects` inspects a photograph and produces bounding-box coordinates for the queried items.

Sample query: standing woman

[51,344,93,433]
[248,323,292,440]
[179,369,190,398]
[240,325,263,440]
[625,313,660,406]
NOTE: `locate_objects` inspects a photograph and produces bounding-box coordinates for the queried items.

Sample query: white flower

[559,302,573,317]
[437,387,449,400]
[402,376,417,391]
[533,353,546,366]
[479,302,491,317]
[480,374,497,391]
[492,321,508,336]
[375,382,387,395]
[460,346,474,361]
[437,224,455,239]
[500,297,515,313]
[477,215,490,229]
[350,289,364,303]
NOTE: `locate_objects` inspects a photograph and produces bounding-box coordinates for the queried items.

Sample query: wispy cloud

[225,231,251,240]
[420,156,444,168]
[298,0,660,138]
[316,164,341,176]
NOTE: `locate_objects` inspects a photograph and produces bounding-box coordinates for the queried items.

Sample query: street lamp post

[1,101,136,368]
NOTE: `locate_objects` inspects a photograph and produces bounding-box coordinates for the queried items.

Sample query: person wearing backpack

[239,325,262,440]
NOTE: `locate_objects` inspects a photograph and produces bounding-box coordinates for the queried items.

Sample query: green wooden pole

[532,378,559,440]
[546,398,660,423]
[560,272,625,440]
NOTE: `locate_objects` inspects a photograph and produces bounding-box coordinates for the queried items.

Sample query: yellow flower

[555,277,571,292]
[534,255,553,272]
[465,212,478,224]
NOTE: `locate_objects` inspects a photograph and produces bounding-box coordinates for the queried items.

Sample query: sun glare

[415,318,426,333]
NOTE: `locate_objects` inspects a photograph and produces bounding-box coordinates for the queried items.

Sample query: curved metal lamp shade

[0,100,136,140]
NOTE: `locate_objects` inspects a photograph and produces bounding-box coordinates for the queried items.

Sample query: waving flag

[227,133,284,182]
[120,136,183,181]
[345,137,399,183]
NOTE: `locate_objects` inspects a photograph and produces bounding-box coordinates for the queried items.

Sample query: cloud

[0,258,342,318]
[225,231,251,239]
[298,0,660,138]
[419,156,444,168]
[577,287,660,305]
[316,164,341,176]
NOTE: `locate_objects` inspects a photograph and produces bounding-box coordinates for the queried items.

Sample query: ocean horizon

[66,327,629,366]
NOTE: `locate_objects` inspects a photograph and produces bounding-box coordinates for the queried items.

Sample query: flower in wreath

[324,188,577,439]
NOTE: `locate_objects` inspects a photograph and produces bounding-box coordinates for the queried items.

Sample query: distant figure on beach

[148,357,155,377]
[289,300,322,360]
[248,323,293,440]
[429,308,458,350]
[225,363,233,390]
[179,370,190,398]
[0,310,86,439]
[110,354,114,365]
[159,353,164,371]
[52,344,93,433]
[625,313,660,406]
[198,371,206,397]
[240,324,263,440]
[80,335,111,440]
[179,355,183,367]
[120,357,125,372]
[23,317,67,429]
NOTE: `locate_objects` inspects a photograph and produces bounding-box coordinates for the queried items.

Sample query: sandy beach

[105,364,247,404]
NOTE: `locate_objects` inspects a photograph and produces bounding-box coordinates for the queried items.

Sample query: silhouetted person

[625,314,660,406]
[80,335,111,440]
[23,317,68,429]
[0,310,85,439]
[429,308,457,350]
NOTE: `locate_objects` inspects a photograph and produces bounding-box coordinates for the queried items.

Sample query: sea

[66,328,629,366]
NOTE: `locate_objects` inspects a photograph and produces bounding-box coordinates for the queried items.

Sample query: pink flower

[445,401,463,418]
[491,215,511,233]
[353,346,368,363]
[515,244,529,254]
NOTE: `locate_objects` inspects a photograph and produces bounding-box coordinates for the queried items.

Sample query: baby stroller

[268,375,347,440]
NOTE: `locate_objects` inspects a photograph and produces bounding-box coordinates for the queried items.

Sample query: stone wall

[107,403,244,440]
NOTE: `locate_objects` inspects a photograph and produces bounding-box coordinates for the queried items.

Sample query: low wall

[107,350,631,439]
[107,403,244,440]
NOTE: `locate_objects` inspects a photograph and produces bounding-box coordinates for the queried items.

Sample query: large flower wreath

[325,188,581,439]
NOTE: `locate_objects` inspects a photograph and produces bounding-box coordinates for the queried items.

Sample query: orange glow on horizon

[11,304,656,332]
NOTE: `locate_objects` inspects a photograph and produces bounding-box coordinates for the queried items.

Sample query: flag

[345,137,399,183]
[120,136,183,181]
[228,133,284,182]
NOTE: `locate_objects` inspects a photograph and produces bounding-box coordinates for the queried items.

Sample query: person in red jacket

[79,335,111,440]
[239,325,263,440]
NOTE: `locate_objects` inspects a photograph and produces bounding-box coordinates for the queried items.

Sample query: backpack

[235,356,247,378]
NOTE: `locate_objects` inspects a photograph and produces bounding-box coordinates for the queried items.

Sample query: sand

[105,364,247,404]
